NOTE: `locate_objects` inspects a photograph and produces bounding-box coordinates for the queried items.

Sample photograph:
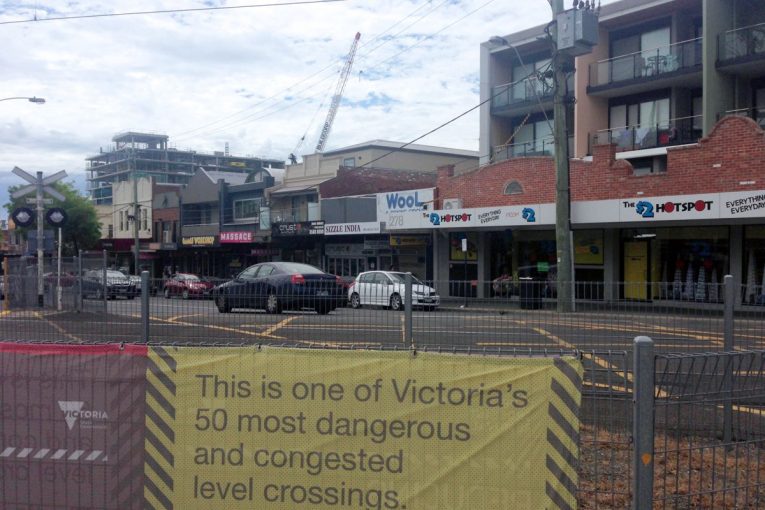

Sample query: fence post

[77,250,83,313]
[633,336,655,510]
[102,249,108,312]
[141,270,150,344]
[723,274,735,446]
[404,272,413,348]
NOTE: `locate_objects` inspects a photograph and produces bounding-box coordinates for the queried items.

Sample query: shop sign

[324,222,381,235]
[272,220,325,237]
[250,248,279,256]
[720,189,765,219]
[387,204,554,230]
[623,195,717,221]
[363,239,390,250]
[220,231,253,243]
[377,188,434,228]
[181,235,216,247]
[389,235,428,247]
[574,192,725,224]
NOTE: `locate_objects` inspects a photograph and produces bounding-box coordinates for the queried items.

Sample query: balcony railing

[718,107,765,130]
[590,115,702,153]
[493,137,556,162]
[492,75,554,109]
[719,23,765,62]
[589,38,702,88]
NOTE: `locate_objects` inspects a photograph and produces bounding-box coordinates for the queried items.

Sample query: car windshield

[106,271,126,278]
[181,275,200,281]
[280,263,324,275]
[387,272,423,285]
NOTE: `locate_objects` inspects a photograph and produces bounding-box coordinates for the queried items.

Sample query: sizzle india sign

[0,343,583,510]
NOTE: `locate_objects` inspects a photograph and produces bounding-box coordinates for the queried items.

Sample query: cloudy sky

[0,0,617,206]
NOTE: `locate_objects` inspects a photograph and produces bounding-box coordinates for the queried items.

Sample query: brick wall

[437,116,765,207]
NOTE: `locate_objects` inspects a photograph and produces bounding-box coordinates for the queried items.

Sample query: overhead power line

[0,0,345,25]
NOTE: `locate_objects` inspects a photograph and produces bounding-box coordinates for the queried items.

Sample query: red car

[163,273,214,299]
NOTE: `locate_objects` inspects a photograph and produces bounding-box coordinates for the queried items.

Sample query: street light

[0,96,46,104]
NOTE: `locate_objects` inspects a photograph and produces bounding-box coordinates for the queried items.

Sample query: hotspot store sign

[220,231,253,243]
[387,203,555,230]
[573,190,765,224]
[377,188,434,229]
[324,222,381,235]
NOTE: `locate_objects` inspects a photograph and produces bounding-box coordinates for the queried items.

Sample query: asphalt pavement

[1,294,762,355]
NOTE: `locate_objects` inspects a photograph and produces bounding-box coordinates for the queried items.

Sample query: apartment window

[119,211,124,231]
[610,23,671,81]
[107,225,114,238]
[141,209,148,231]
[234,198,261,221]
[609,95,670,129]
[342,157,356,167]
[511,57,552,101]
[512,116,554,156]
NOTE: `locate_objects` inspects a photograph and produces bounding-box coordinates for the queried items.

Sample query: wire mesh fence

[3,272,763,353]
[652,350,765,509]
[3,264,765,508]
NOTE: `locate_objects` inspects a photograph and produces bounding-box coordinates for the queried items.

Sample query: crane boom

[315,32,361,153]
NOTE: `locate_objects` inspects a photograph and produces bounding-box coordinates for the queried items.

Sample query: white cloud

[0,0,620,198]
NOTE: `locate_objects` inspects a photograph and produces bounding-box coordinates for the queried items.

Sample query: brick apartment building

[386,0,765,303]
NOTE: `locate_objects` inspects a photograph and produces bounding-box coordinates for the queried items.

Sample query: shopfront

[271,221,325,266]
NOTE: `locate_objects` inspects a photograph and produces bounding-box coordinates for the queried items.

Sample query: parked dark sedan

[82,270,137,300]
[212,262,345,314]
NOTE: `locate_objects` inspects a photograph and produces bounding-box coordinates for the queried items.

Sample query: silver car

[348,271,439,311]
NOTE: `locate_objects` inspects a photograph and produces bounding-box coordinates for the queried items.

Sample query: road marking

[147,314,286,340]
[263,317,297,337]
[33,312,83,343]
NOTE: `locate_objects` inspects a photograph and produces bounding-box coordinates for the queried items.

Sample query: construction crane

[315,32,361,153]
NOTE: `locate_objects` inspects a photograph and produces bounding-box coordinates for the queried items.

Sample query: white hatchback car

[348,271,440,311]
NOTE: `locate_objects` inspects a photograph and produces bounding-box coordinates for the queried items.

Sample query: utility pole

[550,0,573,313]
[133,172,141,276]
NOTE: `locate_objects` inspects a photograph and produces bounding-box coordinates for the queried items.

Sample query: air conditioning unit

[443,199,463,210]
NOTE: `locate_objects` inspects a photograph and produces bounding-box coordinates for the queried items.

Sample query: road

[1,294,762,354]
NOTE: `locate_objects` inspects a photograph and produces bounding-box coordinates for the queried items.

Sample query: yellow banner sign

[181,235,216,247]
[144,347,582,510]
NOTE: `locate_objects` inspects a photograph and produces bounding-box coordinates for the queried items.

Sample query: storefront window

[621,227,728,301]
[743,226,765,305]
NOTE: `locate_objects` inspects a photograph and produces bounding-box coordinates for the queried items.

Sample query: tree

[5,180,101,256]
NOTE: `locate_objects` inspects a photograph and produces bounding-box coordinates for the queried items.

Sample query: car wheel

[216,294,231,313]
[350,292,361,309]
[265,292,282,314]
[182,289,190,300]
[164,288,171,299]
[390,293,404,311]
[316,305,333,315]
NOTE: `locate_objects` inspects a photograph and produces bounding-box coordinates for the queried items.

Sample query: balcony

[493,137,555,162]
[588,38,702,96]
[718,107,765,130]
[590,115,702,153]
[491,75,554,115]
[718,23,765,75]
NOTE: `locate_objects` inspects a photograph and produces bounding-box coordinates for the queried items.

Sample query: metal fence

[2,267,765,508]
[3,272,764,353]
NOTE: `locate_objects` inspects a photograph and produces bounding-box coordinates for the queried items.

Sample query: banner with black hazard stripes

[0,344,583,509]
[141,346,584,510]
